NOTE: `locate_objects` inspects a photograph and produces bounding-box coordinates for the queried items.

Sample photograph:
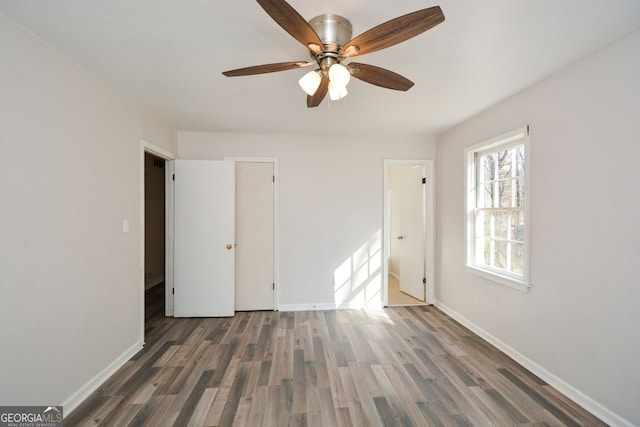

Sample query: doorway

[139,140,175,341]
[383,160,435,306]
[144,152,166,325]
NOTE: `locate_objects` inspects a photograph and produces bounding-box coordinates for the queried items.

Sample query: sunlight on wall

[334,230,383,309]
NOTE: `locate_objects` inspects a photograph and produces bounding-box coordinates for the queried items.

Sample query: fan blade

[222,61,313,77]
[348,63,414,91]
[307,76,329,108]
[257,0,323,52]
[341,6,444,58]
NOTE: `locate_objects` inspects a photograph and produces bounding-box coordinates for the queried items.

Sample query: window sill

[466,266,531,293]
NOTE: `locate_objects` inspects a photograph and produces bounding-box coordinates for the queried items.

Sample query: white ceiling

[2,0,639,136]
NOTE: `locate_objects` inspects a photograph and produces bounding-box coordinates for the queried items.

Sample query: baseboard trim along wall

[435,301,633,427]
[63,340,144,417]
[278,303,337,312]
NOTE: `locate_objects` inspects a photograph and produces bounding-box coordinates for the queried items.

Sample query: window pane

[474,237,490,266]
[515,176,525,207]
[498,179,513,208]
[482,183,494,208]
[512,210,525,242]
[494,241,507,269]
[478,210,490,237]
[481,153,496,184]
[498,148,513,180]
[482,238,491,265]
[512,243,524,274]
[494,210,509,239]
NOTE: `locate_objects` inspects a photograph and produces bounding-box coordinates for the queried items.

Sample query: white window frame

[465,126,531,292]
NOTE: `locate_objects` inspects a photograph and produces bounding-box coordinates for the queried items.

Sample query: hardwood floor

[388,275,424,306]
[65,291,605,426]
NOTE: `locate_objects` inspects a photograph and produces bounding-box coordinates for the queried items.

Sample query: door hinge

[172,287,175,295]
[272,175,275,183]
[172,174,175,181]
[422,177,426,184]
[422,277,426,284]
[272,283,275,290]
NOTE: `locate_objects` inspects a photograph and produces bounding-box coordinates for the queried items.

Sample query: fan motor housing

[309,14,353,50]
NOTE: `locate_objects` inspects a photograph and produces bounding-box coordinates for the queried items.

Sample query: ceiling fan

[222,0,445,108]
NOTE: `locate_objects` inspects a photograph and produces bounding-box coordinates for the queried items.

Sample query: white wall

[178,132,435,310]
[436,30,640,426]
[0,13,176,411]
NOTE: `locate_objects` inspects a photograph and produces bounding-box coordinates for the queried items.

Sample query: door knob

[226,243,233,250]
[397,236,404,240]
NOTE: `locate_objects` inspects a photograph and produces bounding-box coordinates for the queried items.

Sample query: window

[465,127,530,291]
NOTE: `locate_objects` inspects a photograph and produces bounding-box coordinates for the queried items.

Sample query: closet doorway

[383,160,434,306]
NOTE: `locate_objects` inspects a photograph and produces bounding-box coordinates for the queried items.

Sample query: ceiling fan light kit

[298,69,322,95]
[328,81,348,101]
[328,63,351,86]
[222,0,445,108]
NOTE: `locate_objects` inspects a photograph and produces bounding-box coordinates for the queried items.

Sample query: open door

[384,160,433,306]
[174,160,235,317]
[397,165,426,301]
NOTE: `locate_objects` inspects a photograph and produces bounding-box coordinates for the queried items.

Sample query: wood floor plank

[246,385,267,426]
[381,364,430,425]
[498,367,584,426]
[541,383,609,426]
[278,379,294,424]
[66,395,121,427]
[485,387,530,423]
[469,385,525,426]
[338,366,369,425]
[371,363,417,426]
[218,363,250,426]
[99,363,139,395]
[346,362,383,425]
[416,400,448,427]
[292,363,307,416]
[203,385,229,426]
[128,395,163,427]
[133,395,175,427]
[318,386,339,425]
[171,369,214,426]
[63,288,607,426]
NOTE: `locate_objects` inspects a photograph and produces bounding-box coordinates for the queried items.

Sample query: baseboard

[389,271,399,280]
[434,301,633,427]
[278,303,336,312]
[62,340,143,417]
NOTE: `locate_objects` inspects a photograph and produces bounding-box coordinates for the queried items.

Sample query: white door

[174,160,235,317]
[235,162,274,311]
[398,165,426,301]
